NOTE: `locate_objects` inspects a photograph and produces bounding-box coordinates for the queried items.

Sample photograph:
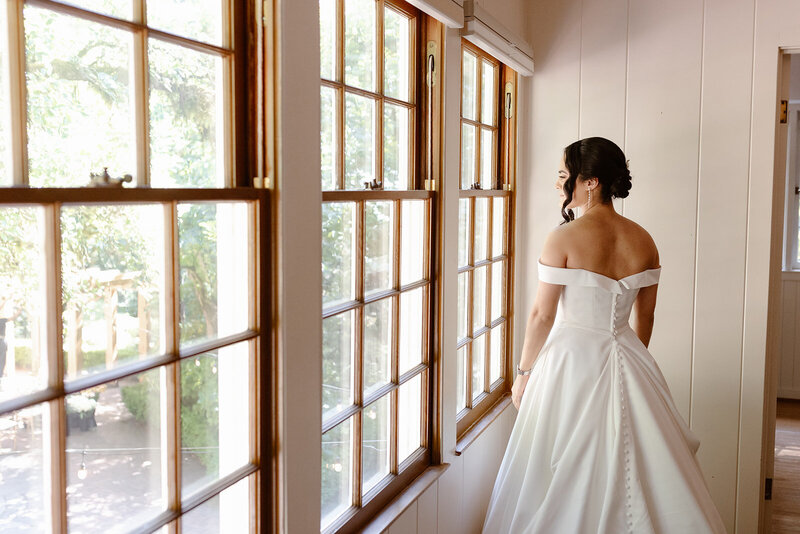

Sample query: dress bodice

[537,260,661,333]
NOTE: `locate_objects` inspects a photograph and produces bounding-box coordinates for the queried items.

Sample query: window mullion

[5,0,27,185]
[132,0,149,187]
[165,202,180,522]
[43,203,67,533]
[337,0,345,190]
[376,0,384,187]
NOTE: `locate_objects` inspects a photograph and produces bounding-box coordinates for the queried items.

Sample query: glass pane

[492,197,505,258]
[0,17,7,186]
[400,200,425,285]
[399,287,423,376]
[480,128,494,189]
[0,405,46,532]
[60,1,132,19]
[344,0,376,91]
[457,272,468,340]
[61,205,165,380]
[398,372,422,464]
[0,207,47,400]
[320,0,337,80]
[462,51,477,121]
[322,202,356,308]
[362,394,390,494]
[456,346,466,412]
[460,123,476,189]
[149,40,223,188]
[384,7,409,101]
[321,417,353,529]
[490,324,505,385]
[481,60,496,125]
[181,342,250,497]
[363,298,391,396]
[147,0,223,45]
[323,311,355,422]
[66,368,163,532]
[345,93,376,189]
[491,261,505,322]
[365,201,393,294]
[26,7,134,187]
[472,334,486,401]
[179,203,250,348]
[321,86,338,190]
[475,198,488,262]
[181,476,250,534]
[473,266,486,331]
[383,103,410,190]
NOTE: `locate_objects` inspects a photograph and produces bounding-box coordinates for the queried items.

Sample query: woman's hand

[511,374,530,410]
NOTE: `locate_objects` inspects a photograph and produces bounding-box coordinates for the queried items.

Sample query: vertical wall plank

[437,456,463,534]
[623,0,704,420]
[578,0,628,145]
[417,482,438,533]
[460,408,515,532]
[793,281,800,389]
[779,280,794,392]
[690,0,755,528]
[388,501,418,534]
[516,0,582,357]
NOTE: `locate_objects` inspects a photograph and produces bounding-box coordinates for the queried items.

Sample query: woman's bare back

[542,209,659,280]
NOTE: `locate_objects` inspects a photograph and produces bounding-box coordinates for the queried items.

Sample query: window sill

[454,394,513,456]
[360,463,450,534]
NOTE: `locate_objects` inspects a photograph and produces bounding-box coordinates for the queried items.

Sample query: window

[0,1,266,532]
[456,40,517,439]
[319,0,440,531]
[785,103,800,271]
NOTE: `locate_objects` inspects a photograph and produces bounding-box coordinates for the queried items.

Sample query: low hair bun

[610,167,632,199]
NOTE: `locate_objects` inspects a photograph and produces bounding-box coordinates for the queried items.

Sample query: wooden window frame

[320,0,421,192]
[456,39,518,442]
[319,2,443,532]
[0,0,269,531]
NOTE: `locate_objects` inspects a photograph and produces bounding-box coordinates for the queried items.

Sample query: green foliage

[14,346,32,371]
[180,355,220,472]
[121,377,156,423]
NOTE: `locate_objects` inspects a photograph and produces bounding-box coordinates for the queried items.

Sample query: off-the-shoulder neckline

[537,259,662,283]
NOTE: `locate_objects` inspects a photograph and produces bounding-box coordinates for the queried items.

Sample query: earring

[587,187,592,209]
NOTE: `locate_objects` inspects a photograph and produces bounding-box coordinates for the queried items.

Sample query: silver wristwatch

[517,365,532,376]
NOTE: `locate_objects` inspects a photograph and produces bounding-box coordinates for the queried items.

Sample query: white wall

[518,0,796,533]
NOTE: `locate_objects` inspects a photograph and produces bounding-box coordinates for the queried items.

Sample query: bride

[481,137,727,533]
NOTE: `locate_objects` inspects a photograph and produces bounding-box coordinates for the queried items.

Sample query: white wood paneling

[515,0,582,359]
[779,277,800,398]
[388,501,418,534]
[624,0,704,421]
[578,0,627,146]
[690,0,754,529]
[461,408,515,533]
[417,482,438,533]
[437,454,464,534]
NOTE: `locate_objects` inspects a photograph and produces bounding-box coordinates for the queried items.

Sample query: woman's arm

[631,283,658,347]
[511,280,562,409]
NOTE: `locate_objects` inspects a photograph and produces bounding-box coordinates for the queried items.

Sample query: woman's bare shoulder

[621,216,660,266]
[540,224,570,267]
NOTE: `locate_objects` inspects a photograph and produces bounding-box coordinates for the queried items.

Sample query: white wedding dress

[481,260,727,534]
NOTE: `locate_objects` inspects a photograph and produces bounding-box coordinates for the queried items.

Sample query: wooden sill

[454,394,513,456]
[360,463,450,534]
